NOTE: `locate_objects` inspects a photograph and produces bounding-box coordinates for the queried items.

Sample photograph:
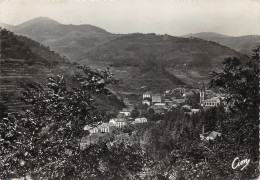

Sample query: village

[82,84,227,146]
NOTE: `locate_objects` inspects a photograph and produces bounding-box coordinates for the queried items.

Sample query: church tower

[200,83,205,105]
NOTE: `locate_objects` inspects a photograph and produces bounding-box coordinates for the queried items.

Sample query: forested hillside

[0,29,124,114]
[79,33,248,87]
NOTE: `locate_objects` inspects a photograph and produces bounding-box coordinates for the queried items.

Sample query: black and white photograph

[0,0,259,179]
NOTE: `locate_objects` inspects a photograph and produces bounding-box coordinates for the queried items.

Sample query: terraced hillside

[0,29,125,115]
[0,29,70,113]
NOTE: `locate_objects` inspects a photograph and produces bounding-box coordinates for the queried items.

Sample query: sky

[0,0,260,36]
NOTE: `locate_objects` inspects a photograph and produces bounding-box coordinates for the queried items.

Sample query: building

[154,103,166,106]
[135,117,148,123]
[109,118,128,128]
[191,109,200,114]
[98,123,116,133]
[142,99,151,106]
[176,87,186,93]
[200,84,206,105]
[200,131,222,141]
[152,95,162,104]
[182,104,192,110]
[171,97,185,104]
[203,97,221,108]
[83,123,116,134]
[143,91,152,99]
[83,125,99,134]
[118,109,131,117]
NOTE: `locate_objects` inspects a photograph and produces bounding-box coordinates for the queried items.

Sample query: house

[207,131,222,140]
[154,103,166,106]
[191,109,200,114]
[135,117,147,123]
[182,104,192,109]
[98,123,116,133]
[203,97,221,108]
[152,95,162,104]
[200,131,222,141]
[171,97,185,104]
[199,125,222,141]
[109,118,128,128]
[175,87,186,93]
[143,91,152,99]
[142,99,151,106]
[83,125,99,134]
[118,109,131,117]
[130,121,141,125]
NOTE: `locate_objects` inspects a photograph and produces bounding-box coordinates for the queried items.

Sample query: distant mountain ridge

[181,32,260,55]
[182,32,230,38]
[2,17,259,59]
[1,17,118,60]
[0,17,254,90]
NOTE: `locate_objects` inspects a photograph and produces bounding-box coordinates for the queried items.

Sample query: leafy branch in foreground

[0,66,117,179]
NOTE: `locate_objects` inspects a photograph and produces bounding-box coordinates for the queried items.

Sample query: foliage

[131,106,140,119]
[0,66,118,179]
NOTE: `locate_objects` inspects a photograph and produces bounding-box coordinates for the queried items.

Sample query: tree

[206,46,259,179]
[131,106,140,119]
[209,47,259,114]
[0,66,117,179]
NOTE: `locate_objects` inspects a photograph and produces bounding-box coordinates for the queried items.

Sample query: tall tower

[200,83,205,105]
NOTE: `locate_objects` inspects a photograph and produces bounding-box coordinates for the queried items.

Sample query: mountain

[0,29,124,114]
[182,32,230,38]
[2,17,118,60]
[0,23,14,30]
[79,33,248,91]
[1,18,252,93]
[181,32,260,55]
[0,29,71,113]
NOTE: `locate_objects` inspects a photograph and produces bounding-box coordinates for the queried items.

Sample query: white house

[109,118,128,128]
[83,125,99,134]
[143,92,152,99]
[191,109,200,114]
[203,97,221,108]
[135,117,148,123]
[118,109,131,117]
[98,123,116,133]
[200,131,222,141]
